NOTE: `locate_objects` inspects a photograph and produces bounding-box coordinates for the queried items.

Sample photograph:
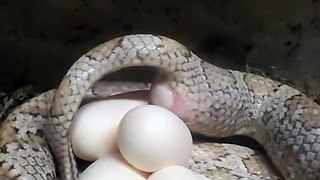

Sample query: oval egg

[118,105,193,172]
[70,99,147,161]
[79,153,148,180]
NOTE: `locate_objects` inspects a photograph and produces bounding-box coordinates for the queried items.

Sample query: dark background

[0,0,319,100]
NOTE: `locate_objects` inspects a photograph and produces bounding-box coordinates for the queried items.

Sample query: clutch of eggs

[71,99,209,179]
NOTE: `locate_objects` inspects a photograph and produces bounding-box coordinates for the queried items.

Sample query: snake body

[0,81,280,180]
[0,34,319,179]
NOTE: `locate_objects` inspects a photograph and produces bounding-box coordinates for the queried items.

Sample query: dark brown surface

[0,0,319,97]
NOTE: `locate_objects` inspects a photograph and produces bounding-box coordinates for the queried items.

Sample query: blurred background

[0,0,319,100]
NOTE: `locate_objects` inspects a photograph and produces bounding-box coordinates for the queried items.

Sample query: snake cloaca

[0,34,319,179]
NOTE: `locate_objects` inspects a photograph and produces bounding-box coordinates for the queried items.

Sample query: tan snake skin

[0,81,281,180]
[0,34,319,179]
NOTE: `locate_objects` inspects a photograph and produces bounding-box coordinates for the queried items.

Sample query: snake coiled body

[0,34,319,179]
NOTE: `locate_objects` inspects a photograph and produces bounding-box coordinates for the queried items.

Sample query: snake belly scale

[0,34,319,179]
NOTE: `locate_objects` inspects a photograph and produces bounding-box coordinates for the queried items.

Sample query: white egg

[118,105,193,172]
[70,99,147,161]
[79,153,148,180]
[147,166,209,180]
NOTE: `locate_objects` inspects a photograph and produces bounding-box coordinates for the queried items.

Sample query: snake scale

[0,34,319,179]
